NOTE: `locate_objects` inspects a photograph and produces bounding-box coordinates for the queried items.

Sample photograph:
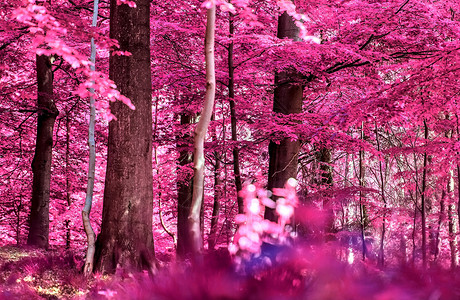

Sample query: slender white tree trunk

[82,0,99,276]
[188,4,216,255]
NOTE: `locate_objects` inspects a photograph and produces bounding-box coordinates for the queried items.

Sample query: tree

[188,2,216,255]
[176,113,194,257]
[82,0,99,276]
[227,13,244,215]
[264,11,303,221]
[94,0,155,273]
[27,54,59,248]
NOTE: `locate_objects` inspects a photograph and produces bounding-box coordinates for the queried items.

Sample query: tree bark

[94,0,154,273]
[456,115,460,249]
[27,54,58,249]
[188,4,216,256]
[317,148,334,237]
[444,119,457,268]
[209,115,221,250]
[65,115,72,249]
[177,114,194,258]
[265,12,303,221]
[448,200,457,269]
[82,0,99,276]
[359,123,367,261]
[433,191,444,263]
[400,235,407,267]
[421,120,428,269]
[208,173,221,250]
[375,126,387,267]
[457,163,460,236]
[228,14,244,214]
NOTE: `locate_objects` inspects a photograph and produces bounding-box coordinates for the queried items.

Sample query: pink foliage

[229,179,298,261]
[1,2,460,298]
[13,0,134,120]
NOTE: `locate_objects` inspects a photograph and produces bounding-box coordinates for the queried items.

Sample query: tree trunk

[209,121,221,250]
[208,176,221,250]
[458,163,460,235]
[65,115,72,249]
[448,202,457,269]
[412,198,417,267]
[265,12,303,221]
[16,196,23,245]
[228,14,244,214]
[421,120,428,269]
[177,114,194,258]
[432,192,444,264]
[27,54,58,249]
[188,4,216,256]
[82,0,99,276]
[448,168,458,269]
[359,123,367,261]
[94,0,154,273]
[317,148,334,237]
[457,115,460,246]
[400,235,407,267]
[375,126,387,267]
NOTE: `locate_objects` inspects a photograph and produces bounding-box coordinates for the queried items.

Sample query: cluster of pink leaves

[13,0,134,120]
[203,0,320,41]
[229,178,298,256]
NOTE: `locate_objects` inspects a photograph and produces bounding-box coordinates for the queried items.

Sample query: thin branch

[395,0,410,14]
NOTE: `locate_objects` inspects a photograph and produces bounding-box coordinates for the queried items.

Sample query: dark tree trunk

[209,125,222,250]
[400,235,407,267]
[318,148,333,186]
[375,126,387,267]
[228,14,244,214]
[208,179,221,250]
[27,54,58,249]
[65,115,71,249]
[265,12,303,221]
[359,123,368,261]
[94,0,154,273]
[317,148,334,237]
[176,114,194,258]
[421,120,429,269]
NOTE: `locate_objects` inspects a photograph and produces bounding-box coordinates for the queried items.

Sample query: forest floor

[2,244,460,299]
[0,244,179,299]
[0,245,93,299]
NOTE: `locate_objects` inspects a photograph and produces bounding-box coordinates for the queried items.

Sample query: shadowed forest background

[1,0,460,298]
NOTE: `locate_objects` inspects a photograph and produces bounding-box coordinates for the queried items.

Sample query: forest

[1,0,460,298]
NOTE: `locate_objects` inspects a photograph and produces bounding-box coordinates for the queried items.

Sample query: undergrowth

[2,183,460,299]
[1,244,460,299]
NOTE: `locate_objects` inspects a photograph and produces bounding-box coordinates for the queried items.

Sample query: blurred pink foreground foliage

[1,182,460,299]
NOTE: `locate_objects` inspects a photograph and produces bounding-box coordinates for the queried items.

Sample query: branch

[359,32,391,50]
[68,0,108,20]
[325,59,371,74]
[395,0,410,14]
[0,29,28,51]
[158,196,177,246]
[234,49,269,69]
[359,34,374,50]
